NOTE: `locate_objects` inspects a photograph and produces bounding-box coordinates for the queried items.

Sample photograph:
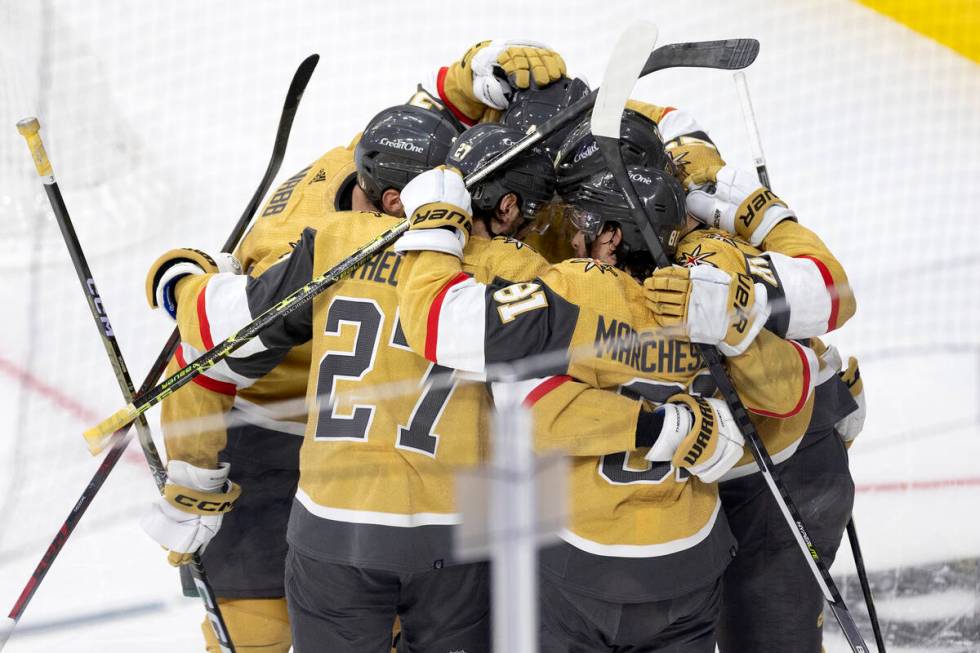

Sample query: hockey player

[556,114,863,651]
[141,38,569,652]
[646,175,864,652]
[392,165,819,651]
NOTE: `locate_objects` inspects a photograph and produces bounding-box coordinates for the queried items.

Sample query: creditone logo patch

[573,139,598,163]
[380,137,424,153]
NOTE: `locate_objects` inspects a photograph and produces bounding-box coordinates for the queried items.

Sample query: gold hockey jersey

[161,141,358,466]
[171,211,490,571]
[396,248,816,599]
[670,224,857,476]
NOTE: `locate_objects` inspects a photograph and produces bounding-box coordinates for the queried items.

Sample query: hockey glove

[836,356,866,448]
[146,248,241,319]
[665,135,725,189]
[141,460,241,566]
[685,165,796,246]
[644,265,770,357]
[645,395,744,483]
[394,166,473,260]
[467,39,566,109]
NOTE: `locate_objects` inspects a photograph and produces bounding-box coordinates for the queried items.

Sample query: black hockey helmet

[554,109,673,199]
[446,123,556,220]
[354,104,461,204]
[501,76,591,158]
[564,164,686,258]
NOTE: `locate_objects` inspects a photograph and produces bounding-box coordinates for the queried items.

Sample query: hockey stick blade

[465,38,758,189]
[83,38,760,441]
[223,53,319,251]
[592,23,659,139]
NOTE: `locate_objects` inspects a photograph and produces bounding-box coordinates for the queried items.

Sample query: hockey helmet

[354,104,461,204]
[563,164,686,258]
[501,76,591,158]
[446,123,556,223]
[554,109,673,199]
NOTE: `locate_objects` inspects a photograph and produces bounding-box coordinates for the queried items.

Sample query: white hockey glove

[469,39,567,109]
[644,265,770,357]
[145,248,241,319]
[645,395,744,483]
[394,166,473,259]
[835,356,866,448]
[140,460,241,566]
[685,165,796,246]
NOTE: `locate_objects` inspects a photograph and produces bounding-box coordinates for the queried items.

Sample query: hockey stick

[847,518,886,652]
[12,118,234,653]
[734,70,886,652]
[590,25,871,652]
[1,54,318,651]
[84,38,760,444]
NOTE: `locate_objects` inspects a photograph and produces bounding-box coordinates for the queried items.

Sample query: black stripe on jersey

[483,276,579,378]
[680,129,715,145]
[288,498,457,573]
[748,253,790,339]
[247,227,317,351]
[334,173,357,211]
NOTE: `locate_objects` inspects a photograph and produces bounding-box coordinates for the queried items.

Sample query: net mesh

[0,1,977,651]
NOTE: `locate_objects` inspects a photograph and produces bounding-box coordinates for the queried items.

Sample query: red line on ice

[856,477,980,493]
[0,354,142,465]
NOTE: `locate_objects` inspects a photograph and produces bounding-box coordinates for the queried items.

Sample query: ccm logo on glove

[171,494,235,513]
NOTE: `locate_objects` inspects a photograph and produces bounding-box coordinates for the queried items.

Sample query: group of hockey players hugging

[141,39,866,653]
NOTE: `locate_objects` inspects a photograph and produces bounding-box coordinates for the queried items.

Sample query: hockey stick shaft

[590,25,870,652]
[2,54,318,650]
[734,71,885,651]
[733,71,771,189]
[13,118,236,653]
[84,38,761,442]
[847,518,886,652]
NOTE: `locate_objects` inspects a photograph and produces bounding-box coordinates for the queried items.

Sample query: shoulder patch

[492,236,537,253]
[677,244,716,268]
[565,258,619,276]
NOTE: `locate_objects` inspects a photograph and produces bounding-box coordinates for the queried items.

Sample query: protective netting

[0,1,977,651]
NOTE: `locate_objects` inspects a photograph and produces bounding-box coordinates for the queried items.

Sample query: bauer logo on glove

[644,264,770,357]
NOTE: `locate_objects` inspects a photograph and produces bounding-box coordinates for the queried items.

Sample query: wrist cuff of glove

[664,394,709,466]
[645,402,694,461]
[736,189,796,246]
[163,481,241,516]
[146,248,240,313]
[394,229,466,260]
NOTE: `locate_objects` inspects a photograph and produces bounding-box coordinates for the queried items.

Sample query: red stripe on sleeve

[425,272,471,362]
[795,255,840,331]
[750,340,812,419]
[521,375,572,408]
[660,106,677,118]
[174,347,236,397]
[196,284,215,350]
[436,67,476,127]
